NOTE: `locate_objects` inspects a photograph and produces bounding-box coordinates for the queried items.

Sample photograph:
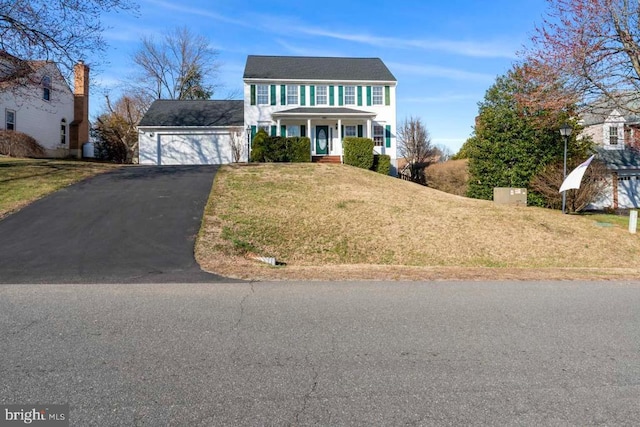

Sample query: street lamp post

[559,123,573,214]
[246,126,251,163]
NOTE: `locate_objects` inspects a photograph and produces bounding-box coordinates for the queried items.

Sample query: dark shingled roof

[138,100,244,127]
[596,146,640,170]
[243,55,396,82]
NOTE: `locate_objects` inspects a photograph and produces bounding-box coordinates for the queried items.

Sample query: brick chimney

[69,60,89,158]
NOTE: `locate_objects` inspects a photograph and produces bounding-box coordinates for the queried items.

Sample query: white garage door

[618,175,640,208]
[158,133,233,165]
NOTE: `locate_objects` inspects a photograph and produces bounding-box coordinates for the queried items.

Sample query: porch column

[277,118,281,136]
[337,118,343,162]
[307,118,312,155]
[366,119,372,138]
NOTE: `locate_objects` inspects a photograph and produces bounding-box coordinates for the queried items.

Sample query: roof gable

[243,55,396,82]
[138,100,244,127]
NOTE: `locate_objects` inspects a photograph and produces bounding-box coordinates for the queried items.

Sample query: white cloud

[389,62,495,82]
[295,27,518,59]
[142,0,249,27]
[275,40,344,57]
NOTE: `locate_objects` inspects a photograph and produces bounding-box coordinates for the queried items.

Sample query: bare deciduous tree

[397,116,437,184]
[93,93,147,163]
[523,0,640,113]
[0,0,136,80]
[530,158,609,212]
[132,27,219,100]
[229,126,245,163]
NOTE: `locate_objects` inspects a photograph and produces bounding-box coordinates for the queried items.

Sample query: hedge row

[343,137,391,175]
[250,129,311,163]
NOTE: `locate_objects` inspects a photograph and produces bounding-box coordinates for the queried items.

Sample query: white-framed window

[257,85,269,105]
[372,86,383,105]
[344,86,355,105]
[316,85,328,105]
[345,125,357,137]
[287,125,300,137]
[5,109,15,130]
[373,124,384,146]
[609,126,619,145]
[60,119,66,145]
[42,75,51,101]
[287,85,298,105]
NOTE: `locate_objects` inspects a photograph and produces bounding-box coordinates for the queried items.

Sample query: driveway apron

[0,166,233,283]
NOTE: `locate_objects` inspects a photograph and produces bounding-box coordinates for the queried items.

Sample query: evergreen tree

[465,65,590,206]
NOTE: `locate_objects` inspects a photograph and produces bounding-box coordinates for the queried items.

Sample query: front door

[316,126,328,155]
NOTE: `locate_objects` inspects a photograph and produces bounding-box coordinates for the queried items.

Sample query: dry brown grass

[425,159,469,196]
[196,163,640,281]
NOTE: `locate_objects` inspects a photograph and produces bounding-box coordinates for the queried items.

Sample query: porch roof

[271,107,376,118]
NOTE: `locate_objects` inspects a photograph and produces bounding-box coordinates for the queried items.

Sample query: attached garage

[138,99,246,165]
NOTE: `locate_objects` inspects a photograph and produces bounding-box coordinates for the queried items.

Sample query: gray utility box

[493,187,527,206]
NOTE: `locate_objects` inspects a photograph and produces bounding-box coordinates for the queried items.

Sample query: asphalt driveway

[0,165,234,284]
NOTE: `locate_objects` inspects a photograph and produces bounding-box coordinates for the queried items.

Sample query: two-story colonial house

[0,51,90,158]
[243,55,398,171]
[138,55,398,172]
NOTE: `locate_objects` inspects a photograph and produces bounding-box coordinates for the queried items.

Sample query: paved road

[1,281,639,426]
[0,166,232,284]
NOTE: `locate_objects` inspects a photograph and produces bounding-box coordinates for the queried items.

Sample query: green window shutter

[338,86,344,106]
[357,86,363,106]
[341,125,344,141]
[385,125,391,148]
[310,85,315,106]
[357,125,363,137]
[366,86,372,106]
[250,85,256,105]
[281,125,286,136]
[281,85,286,105]
[251,125,257,141]
[270,125,277,136]
[300,85,306,106]
[270,85,276,106]
[385,86,390,106]
[301,125,306,137]
[329,85,334,106]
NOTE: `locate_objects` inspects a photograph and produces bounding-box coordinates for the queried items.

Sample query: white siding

[0,62,73,157]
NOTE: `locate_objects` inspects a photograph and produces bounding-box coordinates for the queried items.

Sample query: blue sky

[95,0,550,153]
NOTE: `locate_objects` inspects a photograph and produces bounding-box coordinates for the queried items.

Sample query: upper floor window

[257,85,269,105]
[372,86,383,105]
[344,86,355,105]
[5,109,15,131]
[373,124,384,146]
[60,119,66,145]
[287,85,298,105]
[316,85,328,105]
[42,76,51,101]
[609,126,619,145]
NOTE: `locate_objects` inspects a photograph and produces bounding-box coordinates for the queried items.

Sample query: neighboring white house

[138,100,245,165]
[581,103,640,209]
[0,51,90,158]
[243,55,398,172]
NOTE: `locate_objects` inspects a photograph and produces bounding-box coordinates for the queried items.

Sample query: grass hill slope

[196,163,640,280]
